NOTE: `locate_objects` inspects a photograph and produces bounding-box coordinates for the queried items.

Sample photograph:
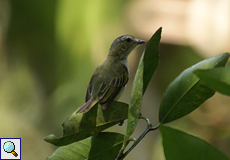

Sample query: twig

[116,116,159,160]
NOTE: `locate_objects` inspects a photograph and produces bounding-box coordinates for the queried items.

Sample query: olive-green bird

[76,35,146,113]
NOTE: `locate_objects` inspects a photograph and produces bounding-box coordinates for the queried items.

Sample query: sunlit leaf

[194,67,230,96]
[44,101,128,146]
[159,53,229,123]
[160,125,230,160]
[47,132,128,160]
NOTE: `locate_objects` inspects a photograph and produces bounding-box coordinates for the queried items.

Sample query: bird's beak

[137,39,146,44]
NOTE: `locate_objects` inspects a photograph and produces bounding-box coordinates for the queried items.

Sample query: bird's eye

[125,38,131,42]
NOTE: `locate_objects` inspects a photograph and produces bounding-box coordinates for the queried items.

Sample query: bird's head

[108,35,146,60]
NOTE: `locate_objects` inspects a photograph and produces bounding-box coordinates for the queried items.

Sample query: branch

[116,116,159,160]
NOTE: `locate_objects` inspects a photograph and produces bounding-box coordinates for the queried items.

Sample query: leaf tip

[44,134,58,143]
[156,27,162,34]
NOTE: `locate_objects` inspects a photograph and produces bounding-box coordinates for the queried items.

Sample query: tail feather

[76,98,98,113]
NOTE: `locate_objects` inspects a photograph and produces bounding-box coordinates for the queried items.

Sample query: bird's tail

[76,98,98,113]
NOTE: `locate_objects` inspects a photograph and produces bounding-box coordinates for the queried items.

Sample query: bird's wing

[82,71,127,113]
[97,69,129,109]
[85,63,129,109]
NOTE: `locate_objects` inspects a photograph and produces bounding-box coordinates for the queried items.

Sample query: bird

[76,35,146,114]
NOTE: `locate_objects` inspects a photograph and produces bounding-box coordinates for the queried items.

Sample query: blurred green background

[0,0,230,159]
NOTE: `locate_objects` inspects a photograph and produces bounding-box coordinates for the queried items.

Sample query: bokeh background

[0,0,230,159]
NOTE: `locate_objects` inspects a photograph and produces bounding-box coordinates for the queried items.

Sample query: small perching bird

[76,35,146,113]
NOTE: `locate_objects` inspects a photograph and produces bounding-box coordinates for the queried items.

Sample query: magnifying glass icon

[3,141,18,157]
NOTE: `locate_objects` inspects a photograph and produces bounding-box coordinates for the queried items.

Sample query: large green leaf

[122,28,161,148]
[44,101,128,146]
[47,132,128,160]
[160,125,230,160]
[194,67,230,96]
[143,27,161,94]
[159,53,229,123]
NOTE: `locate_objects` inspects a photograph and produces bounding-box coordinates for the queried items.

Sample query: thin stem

[140,115,152,127]
[150,123,160,131]
[121,126,150,159]
[117,116,159,160]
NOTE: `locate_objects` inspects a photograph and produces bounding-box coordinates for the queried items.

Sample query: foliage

[45,28,230,160]
[47,132,128,160]
[160,125,230,160]
[44,102,128,146]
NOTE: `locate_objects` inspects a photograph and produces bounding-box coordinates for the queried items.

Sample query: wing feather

[97,70,129,107]
[85,63,129,109]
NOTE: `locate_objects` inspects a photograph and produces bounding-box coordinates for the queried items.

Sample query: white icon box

[0,138,21,160]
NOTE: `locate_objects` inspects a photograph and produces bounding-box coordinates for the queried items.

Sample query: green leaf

[143,27,162,94]
[122,28,162,147]
[44,101,128,146]
[126,27,161,137]
[125,52,144,138]
[194,67,230,96]
[160,125,230,160]
[159,53,229,123]
[47,132,128,160]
